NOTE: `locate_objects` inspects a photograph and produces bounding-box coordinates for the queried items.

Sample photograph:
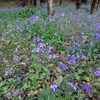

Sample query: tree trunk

[47,0,53,15]
[90,0,97,14]
[76,0,82,9]
[28,0,31,6]
[36,0,40,7]
[31,0,34,6]
[59,0,62,5]
[96,0,100,10]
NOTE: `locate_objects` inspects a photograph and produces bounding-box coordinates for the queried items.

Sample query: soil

[0,1,22,9]
[0,0,74,9]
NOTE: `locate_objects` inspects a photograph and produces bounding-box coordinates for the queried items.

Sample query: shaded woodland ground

[0,0,74,9]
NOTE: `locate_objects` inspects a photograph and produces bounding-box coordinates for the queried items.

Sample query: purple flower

[80,31,85,35]
[94,21,100,29]
[76,53,80,59]
[41,47,46,53]
[68,82,77,91]
[14,45,20,52]
[61,13,65,17]
[80,84,90,93]
[32,37,47,56]
[37,42,46,48]
[69,55,76,64]
[74,41,80,47]
[59,62,68,70]
[92,67,100,76]
[32,48,42,56]
[66,54,71,59]
[33,36,40,43]
[90,42,94,46]
[14,56,20,61]
[50,83,59,92]
[4,71,9,76]
[95,31,100,40]
[79,51,84,58]
[2,32,8,37]
[25,15,39,24]
[48,46,53,53]
[38,61,43,65]
[48,54,56,59]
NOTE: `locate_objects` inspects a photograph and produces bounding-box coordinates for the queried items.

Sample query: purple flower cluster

[66,54,76,64]
[25,15,39,24]
[73,41,80,47]
[66,51,84,63]
[33,35,40,43]
[32,43,46,56]
[68,82,77,91]
[59,62,68,70]
[80,84,90,93]
[50,83,59,92]
[14,55,20,61]
[94,21,100,30]
[32,36,46,56]
[33,36,56,59]
[76,51,84,59]
[92,67,100,76]
[48,54,56,59]
[4,71,9,76]
[2,32,8,37]
[47,46,53,53]
[80,31,85,35]
[47,46,56,59]
[95,31,100,40]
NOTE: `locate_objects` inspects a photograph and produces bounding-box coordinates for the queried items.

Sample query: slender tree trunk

[90,0,97,14]
[28,0,31,6]
[59,0,62,6]
[31,0,34,6]
[25,0,28,6]
[47,0,53,15]
[36,0,40,7]
[76,0,82,9]
[96,0,100,10]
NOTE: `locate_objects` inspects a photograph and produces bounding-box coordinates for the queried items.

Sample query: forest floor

[0,0,74,9]
[0,1,100,100]
[0,1,22,9]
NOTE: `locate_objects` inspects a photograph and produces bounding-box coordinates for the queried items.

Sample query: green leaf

[78,69,84,74]
[22,83,30,90]
[58,45,66,51]
[56,68,62,73]
[47,64,54,67]
[3,85,9,91]
[75,73,80,81]
[84,76,90,81]
[0,81,5,87]
[57,76,63,84]
[50,93,56,100]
